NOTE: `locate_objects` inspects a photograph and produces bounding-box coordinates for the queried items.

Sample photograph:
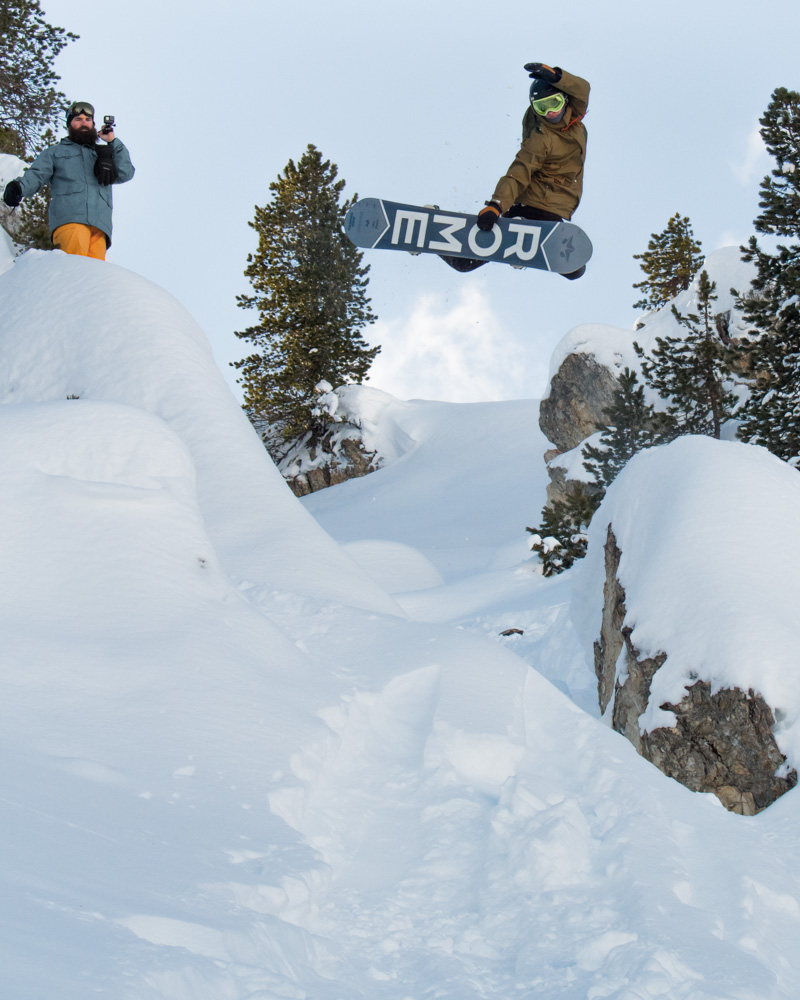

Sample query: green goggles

[531,92,566,116]
[67,102,95,119]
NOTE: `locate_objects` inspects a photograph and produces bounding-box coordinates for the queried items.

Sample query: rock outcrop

[539,352,620,454]
[594,525,797,816]
[253,384,391,497]
[539,352,620,506]
[284,432,379,498]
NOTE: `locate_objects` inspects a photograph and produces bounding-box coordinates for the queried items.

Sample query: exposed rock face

[594,526,797,815]
[641,683,794,816]
[539,352,620,506]
[285,434,379,498]
[250,409,381,498]
[539,353,620,453]
[593,526,631,717]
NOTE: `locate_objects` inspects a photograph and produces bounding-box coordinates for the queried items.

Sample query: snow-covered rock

[258,383,415,496]
[539,349,620,454]
[573,435,800,813]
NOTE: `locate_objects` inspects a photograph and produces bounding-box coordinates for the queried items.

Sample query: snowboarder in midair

[442,62,589,279]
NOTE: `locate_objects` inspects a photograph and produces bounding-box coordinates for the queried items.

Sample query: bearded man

[2,101,135,260]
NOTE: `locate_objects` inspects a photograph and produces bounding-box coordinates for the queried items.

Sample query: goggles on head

[531,92,566,116]
[67,102,95,120]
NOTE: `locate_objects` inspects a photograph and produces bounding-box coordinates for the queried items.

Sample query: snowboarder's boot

[439,255,487,272]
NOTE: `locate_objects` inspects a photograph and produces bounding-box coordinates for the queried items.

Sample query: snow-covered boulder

[258,384,412,496]
[539,347,620,451]
[573,435,800,814]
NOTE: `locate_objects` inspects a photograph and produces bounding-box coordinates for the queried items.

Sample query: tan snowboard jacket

[490,68,590,221]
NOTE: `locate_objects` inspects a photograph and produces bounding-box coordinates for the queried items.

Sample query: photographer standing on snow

[1,101,134,260]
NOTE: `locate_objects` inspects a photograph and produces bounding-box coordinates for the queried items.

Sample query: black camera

[100,115,115,136]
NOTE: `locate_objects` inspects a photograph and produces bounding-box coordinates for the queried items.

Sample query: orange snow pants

[52,223,108,260]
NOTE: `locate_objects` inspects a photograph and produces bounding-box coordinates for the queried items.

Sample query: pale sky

[41,0,798,403]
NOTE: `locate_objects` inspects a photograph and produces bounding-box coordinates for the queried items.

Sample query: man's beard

[68,123,98,144]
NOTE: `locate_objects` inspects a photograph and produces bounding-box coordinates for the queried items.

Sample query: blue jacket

[15,137,135,243]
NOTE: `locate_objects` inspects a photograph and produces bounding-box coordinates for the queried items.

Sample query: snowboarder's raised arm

[539,66,590,117]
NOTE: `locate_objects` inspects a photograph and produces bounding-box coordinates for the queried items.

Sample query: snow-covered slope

[302,390,800,1000]
[2,249,800,1000]
[0,250,399,614]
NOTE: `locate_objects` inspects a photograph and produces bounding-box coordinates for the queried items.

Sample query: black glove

[2,180,22,207]
[477,202,501,232]
[524,62,562,85]
[94,143,118,186]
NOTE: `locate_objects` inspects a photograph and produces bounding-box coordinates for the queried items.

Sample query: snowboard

[344,197,592,274]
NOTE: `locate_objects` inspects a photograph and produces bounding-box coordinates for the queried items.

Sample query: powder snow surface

[1,250,800,1000]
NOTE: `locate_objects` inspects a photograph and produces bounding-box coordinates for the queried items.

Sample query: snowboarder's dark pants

[440,204,586,280]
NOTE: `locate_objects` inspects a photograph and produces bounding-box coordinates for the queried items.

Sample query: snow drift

[0,250,399,613]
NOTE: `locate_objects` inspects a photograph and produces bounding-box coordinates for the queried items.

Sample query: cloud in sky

[730,125,769,186]
[367,282,543,403]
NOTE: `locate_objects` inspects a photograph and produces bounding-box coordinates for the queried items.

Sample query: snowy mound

[573,435,800,761]
[0,250,399,614]
[343,538,445,592]
[314,382,419,467]
[304,394,547,576]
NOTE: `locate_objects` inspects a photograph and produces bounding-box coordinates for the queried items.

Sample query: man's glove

[94,144,118,186]
[477,202,501,232]
[524,62,562,85]
[2,180,22,207]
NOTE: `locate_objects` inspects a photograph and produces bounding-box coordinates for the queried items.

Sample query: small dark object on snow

[499,628,524,637]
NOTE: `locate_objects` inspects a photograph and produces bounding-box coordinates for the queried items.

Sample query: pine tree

[528,369,659,577]
[633,213,704,312]
[0,0,77,155]
[9,192,52,249]
[735,88,800,463]
[233,145,379,445]
[527,482,601,577]
[582,368,658,488]
[634,271,738,440]
[0,0,77,252]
